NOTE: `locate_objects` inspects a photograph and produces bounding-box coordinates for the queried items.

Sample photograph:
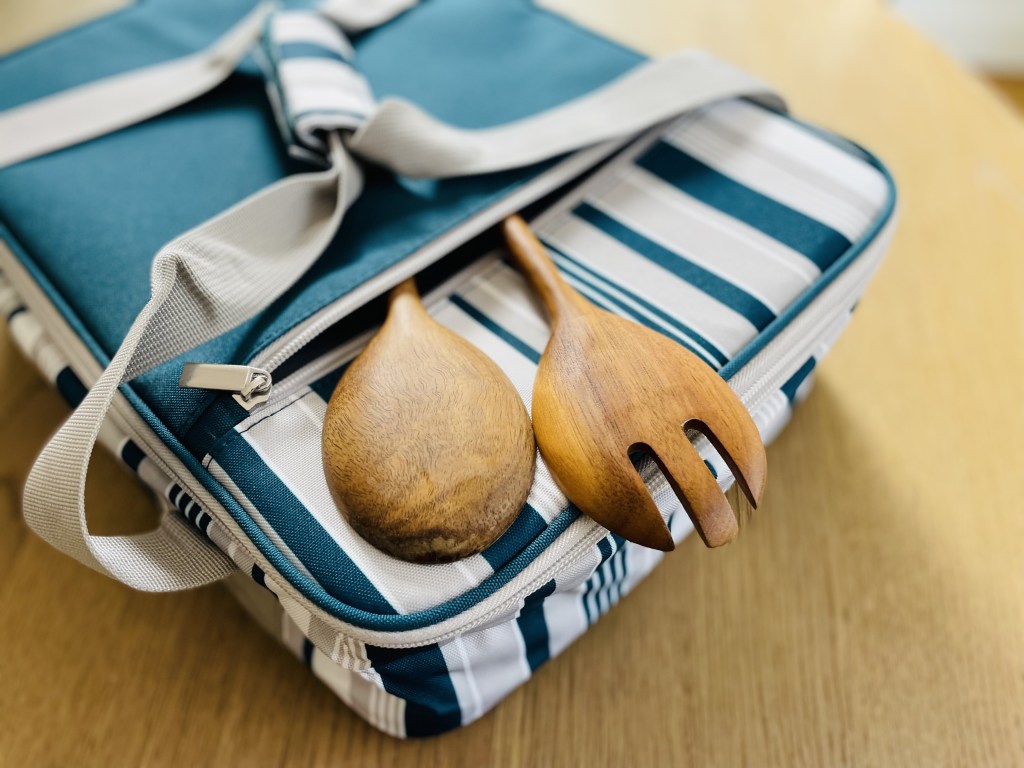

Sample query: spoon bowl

[322,278,536,563]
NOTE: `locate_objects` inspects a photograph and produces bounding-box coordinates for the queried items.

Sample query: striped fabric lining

[209,98,886,627]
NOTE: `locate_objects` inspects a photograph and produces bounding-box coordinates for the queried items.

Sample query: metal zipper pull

[179,363,273,411]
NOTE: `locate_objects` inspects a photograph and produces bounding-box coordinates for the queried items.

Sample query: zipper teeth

[741,288,853,403]
[271,333,368,402]
[251,139,628,374]
[262,228,885,421]
[254,254,508,408]
[1,215,892,648]
[0,186,896,650]
[734,229,889,408]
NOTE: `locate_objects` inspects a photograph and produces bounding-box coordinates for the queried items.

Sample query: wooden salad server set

[322,215,766,562]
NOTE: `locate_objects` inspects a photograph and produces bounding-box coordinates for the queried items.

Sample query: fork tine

[687,405,767,510]
[556,448,676,551]
[644,434,739,548]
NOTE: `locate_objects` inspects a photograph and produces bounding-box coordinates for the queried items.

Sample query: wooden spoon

[321,278,536,563]
[503,215,766,550]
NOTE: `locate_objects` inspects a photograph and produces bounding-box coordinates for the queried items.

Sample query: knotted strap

[12,6,782,591]
[0,1,413,168]
[258,10,784,180]
[259,11,377,162]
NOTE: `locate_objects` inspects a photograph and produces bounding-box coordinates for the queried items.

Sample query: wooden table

[2,1,1023,764]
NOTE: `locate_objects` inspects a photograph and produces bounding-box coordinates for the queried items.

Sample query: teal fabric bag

[0,0,896,736]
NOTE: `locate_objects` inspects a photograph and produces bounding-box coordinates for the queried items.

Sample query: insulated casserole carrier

[0,0,896,737]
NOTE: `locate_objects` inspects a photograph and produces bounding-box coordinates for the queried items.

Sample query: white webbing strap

[13,12,782,591]
[348,52,781,178]
[318,0,419,33]
[0,3,271,171]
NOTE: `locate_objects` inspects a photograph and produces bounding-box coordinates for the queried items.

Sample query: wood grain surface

[321,278,535,563]
[990,77,1024,115]
[2,0,1024,765]
[503,215,764,550]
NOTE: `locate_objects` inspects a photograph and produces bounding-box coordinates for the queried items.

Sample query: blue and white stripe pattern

[0,273,240,557]
[3,96,893,737]
[202,97,889,610]
[258,10,375,160]
[193,100,889,733]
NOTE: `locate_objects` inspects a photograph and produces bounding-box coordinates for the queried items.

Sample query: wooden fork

[503,215,767,549]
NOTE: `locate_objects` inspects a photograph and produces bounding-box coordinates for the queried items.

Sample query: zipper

[177,247,509,412]
[173,137,629,408]
[730,215,893,408]
[252,140,627,374]
[0,208,896,648]
[192,210,893,441]
[179,362,273,411]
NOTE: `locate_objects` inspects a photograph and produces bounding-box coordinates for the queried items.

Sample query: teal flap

[0,0,642,435]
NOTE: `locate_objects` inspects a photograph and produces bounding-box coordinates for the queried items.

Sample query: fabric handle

[14,11,782,591]
[349,52,782,178]
[22,136,363,591]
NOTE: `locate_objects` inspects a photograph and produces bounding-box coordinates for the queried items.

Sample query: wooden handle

[386,278,427,326]
[503,215,587,323]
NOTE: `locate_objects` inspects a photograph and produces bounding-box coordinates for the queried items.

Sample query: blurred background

[3,0,1023,114]
[894,0,1024,112]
